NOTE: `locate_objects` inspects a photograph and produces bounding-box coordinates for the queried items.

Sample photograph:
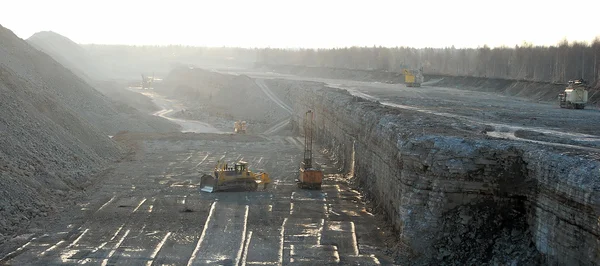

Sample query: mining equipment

[141,73,154,89]
[297,110,323,189]
[199,161,270,193]
[234,120,247,134]
[559,79,589,109]
[403,68,424,87]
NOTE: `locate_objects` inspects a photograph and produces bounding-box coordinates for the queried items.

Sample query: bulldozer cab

[235,162,247,174]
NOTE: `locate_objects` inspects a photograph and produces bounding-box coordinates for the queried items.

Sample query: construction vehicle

[199,160,270,193]
[141,73,154,89]
[559,79,589,109]
[297,110,323,189]
[234,120,247,134]
[403,68,424,87]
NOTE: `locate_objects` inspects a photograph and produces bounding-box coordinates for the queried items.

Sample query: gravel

[0,25,175,243]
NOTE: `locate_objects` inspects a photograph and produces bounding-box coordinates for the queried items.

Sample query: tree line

[256,39,600,85]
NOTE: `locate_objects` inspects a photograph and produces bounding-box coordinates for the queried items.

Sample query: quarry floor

[3,69,599,265]
[2,133,393,265]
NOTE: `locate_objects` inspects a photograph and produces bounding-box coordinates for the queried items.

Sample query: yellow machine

[297,110,323,189]
[200,161,270,193]
[234,120,247,134]
[403,68,424,87]
[559,79,589,109]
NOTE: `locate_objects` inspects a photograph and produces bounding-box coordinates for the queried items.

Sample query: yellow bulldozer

[200,161,270,192]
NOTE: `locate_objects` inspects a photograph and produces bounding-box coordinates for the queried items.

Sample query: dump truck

[234,120,247,134]
[297,110,323,189]
[559,79,588,109]
[403,68,424,87]
[199,160,270,192]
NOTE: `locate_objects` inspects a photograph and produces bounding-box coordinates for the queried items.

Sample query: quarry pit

[2,64,598,265]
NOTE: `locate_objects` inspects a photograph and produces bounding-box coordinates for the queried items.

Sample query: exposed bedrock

[265,79,599,265]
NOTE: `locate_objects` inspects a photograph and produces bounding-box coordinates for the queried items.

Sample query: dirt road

[131,87,222,134]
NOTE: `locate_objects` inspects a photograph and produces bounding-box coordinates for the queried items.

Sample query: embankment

[259,64,600,106]
[156,67,290,133]
[257,64,405,83]
[266,79,600,265]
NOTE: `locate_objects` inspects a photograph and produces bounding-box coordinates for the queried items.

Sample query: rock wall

[266,79,600,265]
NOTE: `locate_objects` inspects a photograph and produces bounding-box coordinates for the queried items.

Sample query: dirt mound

[0,25,174,246]
[258,64,405,83]
[5,28,179,134]
[425,75,600,107]
[157,67,289,132]
[27,31,108,82]
[26,31,181,130]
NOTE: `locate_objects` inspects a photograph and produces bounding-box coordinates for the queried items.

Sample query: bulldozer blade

[199,174,218,193]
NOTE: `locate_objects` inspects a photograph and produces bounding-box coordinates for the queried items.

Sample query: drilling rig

[297,110,323,189]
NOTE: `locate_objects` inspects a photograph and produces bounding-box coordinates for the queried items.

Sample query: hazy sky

[2,0,599,48]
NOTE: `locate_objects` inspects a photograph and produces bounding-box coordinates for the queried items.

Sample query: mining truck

[403,68,424,87]
[558,79,589,109]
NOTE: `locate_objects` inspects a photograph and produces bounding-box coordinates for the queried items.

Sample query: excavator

[297,110,323,189]
[199,160,270,192]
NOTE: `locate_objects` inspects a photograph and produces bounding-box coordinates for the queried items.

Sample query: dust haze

[0,4,599,265]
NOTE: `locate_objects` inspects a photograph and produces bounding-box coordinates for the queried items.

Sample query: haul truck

[403,68,424,87]
[559,79,589,109]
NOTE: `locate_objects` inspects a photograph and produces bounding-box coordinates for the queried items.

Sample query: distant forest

[256,39,600,85]
[83,39,600,86]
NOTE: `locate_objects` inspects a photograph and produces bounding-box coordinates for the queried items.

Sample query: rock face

[267,79,599,265]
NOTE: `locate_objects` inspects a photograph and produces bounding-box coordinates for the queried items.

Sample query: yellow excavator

[200,161,270,192]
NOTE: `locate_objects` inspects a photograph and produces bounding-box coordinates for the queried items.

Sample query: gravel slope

[0,25,174,248]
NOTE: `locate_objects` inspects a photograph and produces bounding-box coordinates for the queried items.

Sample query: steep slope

[0,26,125,245]
[157,67,289,132]
[27,31,106,81]
[27,31,177,119]
[13,30,179,134]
